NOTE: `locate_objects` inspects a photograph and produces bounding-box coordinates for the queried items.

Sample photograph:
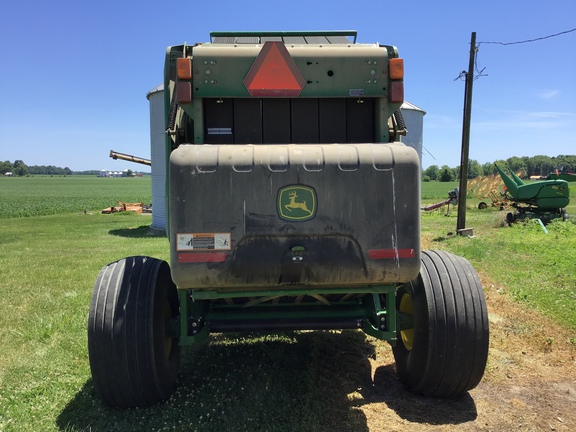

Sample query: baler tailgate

[169,143,421,290]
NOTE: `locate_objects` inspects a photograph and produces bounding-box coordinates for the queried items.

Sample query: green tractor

[88,31,489,408]
[495,164,570,224]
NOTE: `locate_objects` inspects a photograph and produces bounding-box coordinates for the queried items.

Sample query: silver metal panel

[304,36,330,44]
[261,36,283,43]
[327,36,352,44]
[212,34,353,45]
[235,36,260,44]
[212,36,236,44]
[282,36,306,44]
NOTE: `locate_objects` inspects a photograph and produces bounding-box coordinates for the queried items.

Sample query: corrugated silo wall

[400,107,424,169]
[148,87,167,233]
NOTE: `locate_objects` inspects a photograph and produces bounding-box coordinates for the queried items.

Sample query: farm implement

[87,31,489,408]
[421,187,459,214]
[495,164,570,224]
[547,171,576,182]
[468,173,510,210]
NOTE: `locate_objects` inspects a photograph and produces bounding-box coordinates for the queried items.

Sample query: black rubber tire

[392,250,489,397]
[478,202,488,210]
[506,212,515,225]
[88,256,180,408]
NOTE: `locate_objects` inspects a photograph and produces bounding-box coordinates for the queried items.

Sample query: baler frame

[87,30,489,409]
[177,287,398,347]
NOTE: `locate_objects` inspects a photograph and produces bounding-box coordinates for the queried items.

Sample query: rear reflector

[178,252,227,263]
[389,81,404,103]
[368,249,415,260]
[244,41,306,97]
[177,82,192,104]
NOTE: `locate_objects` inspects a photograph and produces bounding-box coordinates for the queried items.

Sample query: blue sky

[1,0,575,171]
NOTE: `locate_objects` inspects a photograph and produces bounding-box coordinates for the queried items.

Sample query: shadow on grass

[108,225,164,238]
[57,331,476,431]
[432,232,456,243]
[370,365,477,425]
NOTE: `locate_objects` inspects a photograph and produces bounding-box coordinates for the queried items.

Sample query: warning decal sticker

[176,233,231,251]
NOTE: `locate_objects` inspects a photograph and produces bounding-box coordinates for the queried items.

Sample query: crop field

[420,179,459,200]
[0,176,152,218]
[0,176,575,431]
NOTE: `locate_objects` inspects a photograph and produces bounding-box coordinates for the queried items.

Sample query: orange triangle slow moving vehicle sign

[244,42,306,97]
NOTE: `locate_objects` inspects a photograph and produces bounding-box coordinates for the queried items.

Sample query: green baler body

[164,31,419,294]
[163,31,418,341]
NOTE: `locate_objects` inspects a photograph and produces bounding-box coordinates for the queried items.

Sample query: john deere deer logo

[278,185,317,221]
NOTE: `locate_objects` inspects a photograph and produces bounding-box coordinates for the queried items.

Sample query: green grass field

[0,176,574,431]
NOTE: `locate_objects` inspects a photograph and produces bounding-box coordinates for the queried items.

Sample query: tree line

[0,161,106,176]
[423,154,576,182]
[3,154,575,179]
[1,160,72,176]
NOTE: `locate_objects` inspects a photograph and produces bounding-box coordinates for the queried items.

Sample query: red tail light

[177,82,192,104]
[389,81,404,103]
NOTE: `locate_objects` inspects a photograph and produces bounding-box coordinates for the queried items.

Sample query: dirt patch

[358,270,576,431]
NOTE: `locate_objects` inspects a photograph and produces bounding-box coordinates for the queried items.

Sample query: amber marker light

[389,58,404,80]
[177,57,192,80]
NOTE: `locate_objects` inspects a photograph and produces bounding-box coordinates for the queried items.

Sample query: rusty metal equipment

[101,201,148,214]
[87,31,489,408]
[109,149,151,166]
[422,188,459,214]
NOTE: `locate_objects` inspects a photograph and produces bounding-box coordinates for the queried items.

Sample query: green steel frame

[177,286,398,347]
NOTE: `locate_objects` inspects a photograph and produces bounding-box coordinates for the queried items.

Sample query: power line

[478,27,576,46]
[456,28,576,81]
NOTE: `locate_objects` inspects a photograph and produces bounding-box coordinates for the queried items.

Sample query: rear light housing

[176,57,193,103]
[388,57,404,103]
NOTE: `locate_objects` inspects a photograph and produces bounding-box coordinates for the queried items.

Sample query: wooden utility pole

[457,32,476,234]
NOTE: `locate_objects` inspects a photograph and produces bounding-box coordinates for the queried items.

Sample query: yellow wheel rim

[399,292,414,351]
